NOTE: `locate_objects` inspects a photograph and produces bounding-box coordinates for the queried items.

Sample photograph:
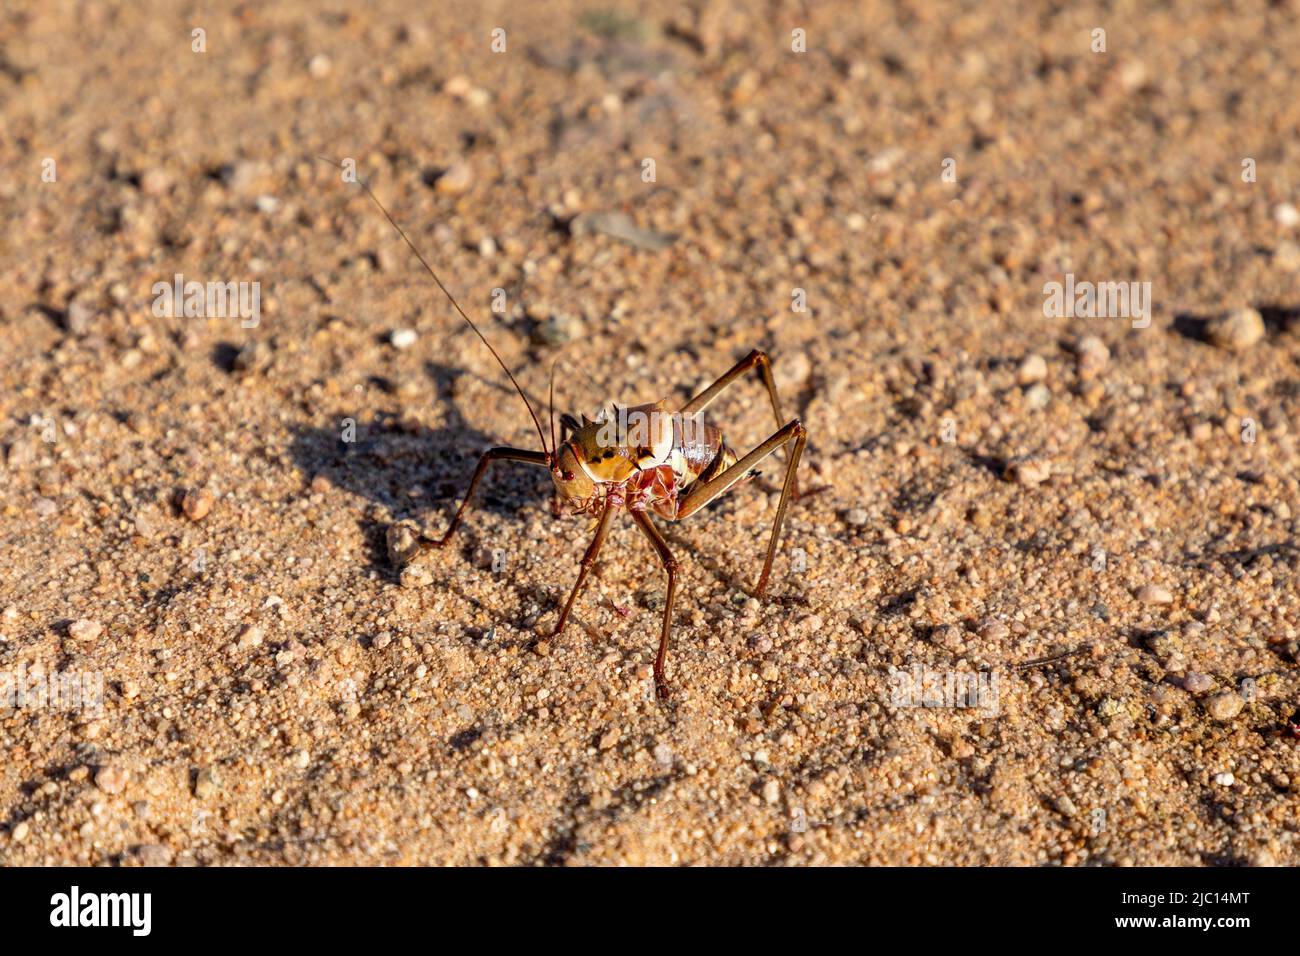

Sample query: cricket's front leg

[550,497,616,639]
[422,447,549,549]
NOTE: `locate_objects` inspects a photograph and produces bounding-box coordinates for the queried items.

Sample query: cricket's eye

[561,470,575,482]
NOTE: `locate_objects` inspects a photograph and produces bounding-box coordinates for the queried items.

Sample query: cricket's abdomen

[673,417,735,488]
[648,415,745,520]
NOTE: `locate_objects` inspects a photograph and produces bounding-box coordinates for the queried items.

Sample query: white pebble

[1205,692,1244,722]
[1135,584,1173,605]
[1006,457,1051,486]
[68,619,103,641]
[1183,672,1214,694]
[1016,353,1047,385]
[1206,308,1265,352]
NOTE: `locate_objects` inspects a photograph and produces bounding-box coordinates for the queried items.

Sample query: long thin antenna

[318,157,550,456]
[547,356,561,456]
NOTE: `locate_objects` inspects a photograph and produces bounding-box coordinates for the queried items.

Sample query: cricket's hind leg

[630,510,679,700]
[676,419,807,598]
[420,447,549,548]
[680,349,801,498]
[550,497,616,639]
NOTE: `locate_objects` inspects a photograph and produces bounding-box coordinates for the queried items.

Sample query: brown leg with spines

[550,496,616,639]
[677,419,807,597]
[630,510,678,700]
[420,447,549,548]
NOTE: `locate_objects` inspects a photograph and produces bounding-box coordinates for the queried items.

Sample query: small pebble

[140,168,173,196]
[1275,241,1300,270]
[400,564,434,588]
[1183,671,1214,694]
[1023,383,1051,410]
[68,619,103,642]
[1119,60,1149,91]
[1005,457,1051,485]
[774,352,812,391]
[386,521,421,567]
[1138,582,1180,606]
[1073,335,1110,379]
[136,843,173,866]
[236,625,264,650]
[531,313,581,347]
[181,487,214,521]
[1275,202,1300,228]
[931,624,965,651]
[232,339,270,373]
[390,328,418,350]
[1135,584,1173,605]
[443,75,473,97]
[7,440,36,470]
[1213,772,1235,787]
[95,765,128,795]
[12,821,29,843]
[1145,631,1183,660]
[762,779,781,805]
[1205,692,1244,722]
[433,162,474,196]
[843,508,869,527]
[1016,353,1047,385]
[598,728,620,750]
[1205,308,1265,352]
[194,767,221,800]
[65,299,95,335]
[1097,696,1125,719]
[133,511,158,538]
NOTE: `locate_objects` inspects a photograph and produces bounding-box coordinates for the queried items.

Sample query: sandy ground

[2,0,1300,865]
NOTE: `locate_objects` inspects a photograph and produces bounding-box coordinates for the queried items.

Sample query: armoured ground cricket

[324,160,808,699]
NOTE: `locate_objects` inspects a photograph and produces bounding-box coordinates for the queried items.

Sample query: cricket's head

[550,437,597,504]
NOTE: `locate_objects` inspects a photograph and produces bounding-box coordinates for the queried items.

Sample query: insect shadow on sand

[286,360,553,577]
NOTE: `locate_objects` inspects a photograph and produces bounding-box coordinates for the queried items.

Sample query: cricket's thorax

[562,401,742,519]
